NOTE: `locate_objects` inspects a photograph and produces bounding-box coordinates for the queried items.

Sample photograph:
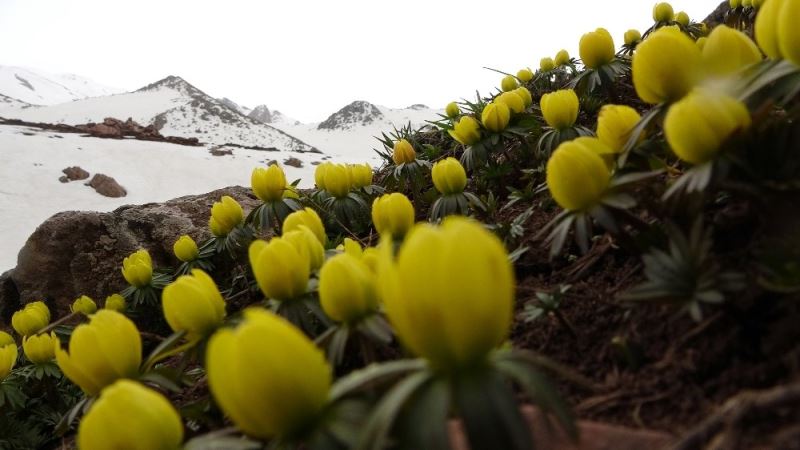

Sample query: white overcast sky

[0,0,723,123]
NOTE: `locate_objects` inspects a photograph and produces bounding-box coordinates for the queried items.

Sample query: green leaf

[330,359,427,402]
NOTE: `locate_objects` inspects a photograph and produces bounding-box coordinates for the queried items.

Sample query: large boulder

[0,186,259,323]
[86,173,127,197]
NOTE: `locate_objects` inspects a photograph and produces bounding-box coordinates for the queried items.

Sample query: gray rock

[62,166,90,181]
[0,186,258,322]
[86,174,127,197]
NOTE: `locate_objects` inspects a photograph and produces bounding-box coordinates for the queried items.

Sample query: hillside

[0,65,122,105]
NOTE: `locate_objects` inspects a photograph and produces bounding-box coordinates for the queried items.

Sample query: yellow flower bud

[633,27,701,104]
[78,380,183,450]
[349,163,373,188]
[500,74,518,92]
[0,331,13,348]
[664,89,751,165]
[372,193,415,240]
[540,57,555,72]
[675,11,690,26]
[337,237,363,258]
[496,91,526,114]
[380,217,513,372]
[624,29,642,46]
[702,25,762,78]
[173,235,199,262]
[121,249,153,288]
[104,294,126,312]
[597,104,643,152]
[546,141,611,211]
[696,36,708,51]
[320,253,379,324]
[22,331,57,364]
[392,139,417,165]
[282,225,325,271]
[251,165,287,203]
[432,157,468,195]
[554,49,571,66]
[283,207,327,246]
[540,89,580,130]
[743,0,753,6]
[249,237,310,301]
[209,196,244,237]
[515,87,533,108]
[361,247,381,273]
[12,301,50,336]
[314,162,332,190]
[162,269,226,340]
[0,344,17,381]
[448,116,482,146]
[516,68,534,82]
[755,0,784,59]
[579,28,616,69]
[481,102,511,133]
[653,2,675,22]
[55,310,142,396]
[573,137,618,170]
[445,101,460,118]
[730,0,742,7]
[206,308,331,440]
[321,163,351,198]
[71,295,97,315]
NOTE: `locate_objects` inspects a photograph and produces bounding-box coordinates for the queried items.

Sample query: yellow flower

[319,253,379,324]
[675,11,690,26]
[481,102,511,133]
[0,344,17,380]
[251,165,287,203]
[624,29,642,46]
[55,310,142,396]
[664,89,751,165]
[349,163,373,188]
[496,91,526,114]
[743,0,753,6]
[12,301,50,336]
[448,116,482,146]
[653,2,674,22]
[314,162,332,190]
[432,157,467,195]
[697,36,708,50]
[22,332,58,364]
[392,139,417,165]
[500,75,518,92]
[78,380,183,450]
[540,89,579,130]
[249,237,310,301]
[547,140,611,211]
[554,49,570,66]
[573,137,617,170]
[515,87,533,108]
[730,0,742,7]
[579,28,616,69]
[337,237,363,258]
[206,308,331,440]
[597,104,643,152]
[71,295,98,315]
[173,235,199,262]
[372,193,415,240]
[162,269,226,340]
[321,163,351,198]
[380,217,513,372]
[755,0,800,66]
[104,294,126,312]
[361,247,381,273]
[633,27,701,104]
[445,102,460,118]
[516,68,534,82]
[0,331,13,348]
[209,196,244,237]
[282,225,325,271]
[540,57,555,72]
[283,207,327,246]
[702,25,762,78]
[121,249,153,288]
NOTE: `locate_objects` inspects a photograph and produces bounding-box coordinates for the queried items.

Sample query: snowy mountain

[318,100,384,130]
[219,97,252,116]
[247,105,300,126]
[0,65,123,105]
[0,75,318,153]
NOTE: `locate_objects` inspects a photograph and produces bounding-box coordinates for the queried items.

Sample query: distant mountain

[219,97,252,116]
[0,65,123,105]
[0,75,318,153]
[317,101,384,131]
[247,105,299,126]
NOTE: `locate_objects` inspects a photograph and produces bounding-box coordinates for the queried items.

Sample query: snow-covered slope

[219,97,252,116]
[0,124,330,271]
[0,76,318,152]
[248,104,300,126]
[272,101,441,166]
[0,65,123,105]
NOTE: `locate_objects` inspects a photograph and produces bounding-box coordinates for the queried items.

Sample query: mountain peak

[136,75,198,95]
[248,104,272,124]
[317,100,383,131]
